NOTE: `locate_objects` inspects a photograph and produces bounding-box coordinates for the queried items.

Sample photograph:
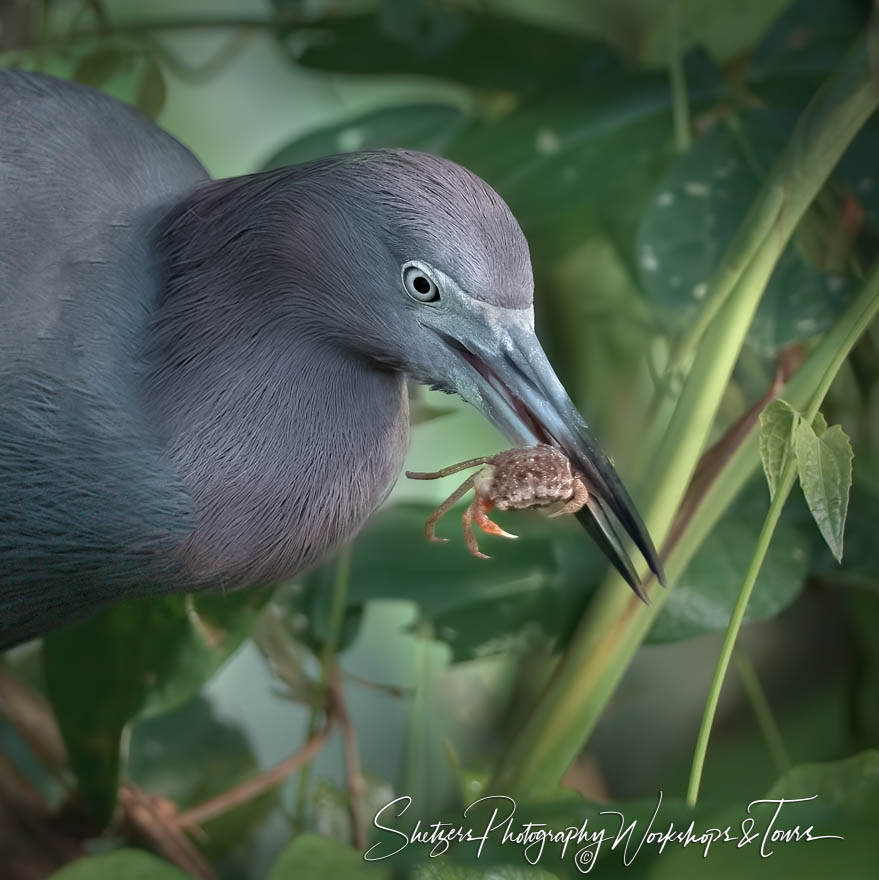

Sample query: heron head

[317,150,664,595]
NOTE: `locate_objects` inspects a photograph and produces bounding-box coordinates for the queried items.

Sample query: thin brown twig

[344,670,412,699]
[119,783,215,880]
[329,664,367,850]
[175,716,334,830]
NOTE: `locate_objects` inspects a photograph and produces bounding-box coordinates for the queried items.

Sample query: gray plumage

[0,71,662,649]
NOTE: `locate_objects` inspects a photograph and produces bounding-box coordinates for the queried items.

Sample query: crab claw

[473,497,518,540]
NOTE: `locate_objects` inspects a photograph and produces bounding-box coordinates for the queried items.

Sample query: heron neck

[144,260,409,588]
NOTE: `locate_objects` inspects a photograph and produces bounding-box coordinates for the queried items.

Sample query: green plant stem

[666,257,879,580]
[734,649,790,775]
[686,461,796,806]
[686,257,879,806]
[668,0,691,152]
[489,35,878,797]
[293,548,351,824]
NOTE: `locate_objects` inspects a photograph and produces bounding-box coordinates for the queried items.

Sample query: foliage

[760,400,854,560]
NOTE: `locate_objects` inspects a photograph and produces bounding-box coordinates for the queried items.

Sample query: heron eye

[402,264,440,303]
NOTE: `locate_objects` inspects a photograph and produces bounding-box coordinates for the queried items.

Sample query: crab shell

[472,444,580,511]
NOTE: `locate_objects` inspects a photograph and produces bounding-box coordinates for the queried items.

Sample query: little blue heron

[0,71,663,649]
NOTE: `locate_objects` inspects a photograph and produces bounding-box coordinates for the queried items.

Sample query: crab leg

[548,480,590,518]
[461,500,489,560]
[422,475,476,543]
[405,457,493,481]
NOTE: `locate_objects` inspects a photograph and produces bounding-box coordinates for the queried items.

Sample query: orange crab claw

[473,496,518,540]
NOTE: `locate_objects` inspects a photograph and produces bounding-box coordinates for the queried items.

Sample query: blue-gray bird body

[1,71,662,649]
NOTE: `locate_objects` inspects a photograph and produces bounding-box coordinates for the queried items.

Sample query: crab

[405,444,590,559]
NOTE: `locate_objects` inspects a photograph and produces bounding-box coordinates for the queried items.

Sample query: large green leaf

[281,5,620,94]
[269,833,391,880]
[636,115,854,354]
[767,750,879,814]
[447,51,724,262]
[648,479,812,643]
[43,589,269,823]
[46,850,190,880]
[650,752,879,880]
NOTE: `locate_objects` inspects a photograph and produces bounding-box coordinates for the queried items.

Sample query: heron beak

[443,320,665,600]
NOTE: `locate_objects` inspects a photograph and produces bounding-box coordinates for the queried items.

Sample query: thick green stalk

[489,36,878,796]
[687,258,879,805]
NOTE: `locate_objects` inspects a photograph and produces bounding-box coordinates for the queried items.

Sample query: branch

[329,664,367,850]
[119,784,215,880]
[175,717,334,830]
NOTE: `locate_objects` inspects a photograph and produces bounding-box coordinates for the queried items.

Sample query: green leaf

[759,398,799,500]
[72,46,128,88]
[46,850,190,880]
[637,116,854,354]
[767,751,879,815]
[285,8,620,93]
[651,753,879,879]
[269,833,391,880]
[793,418,854,562]
[263,104,469,169]
[445,51,725,265]
[135,58,166,119]
[43,589,269,823]
[649,478,812,643]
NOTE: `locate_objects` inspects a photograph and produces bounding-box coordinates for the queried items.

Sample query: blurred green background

[2,0,879,878]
